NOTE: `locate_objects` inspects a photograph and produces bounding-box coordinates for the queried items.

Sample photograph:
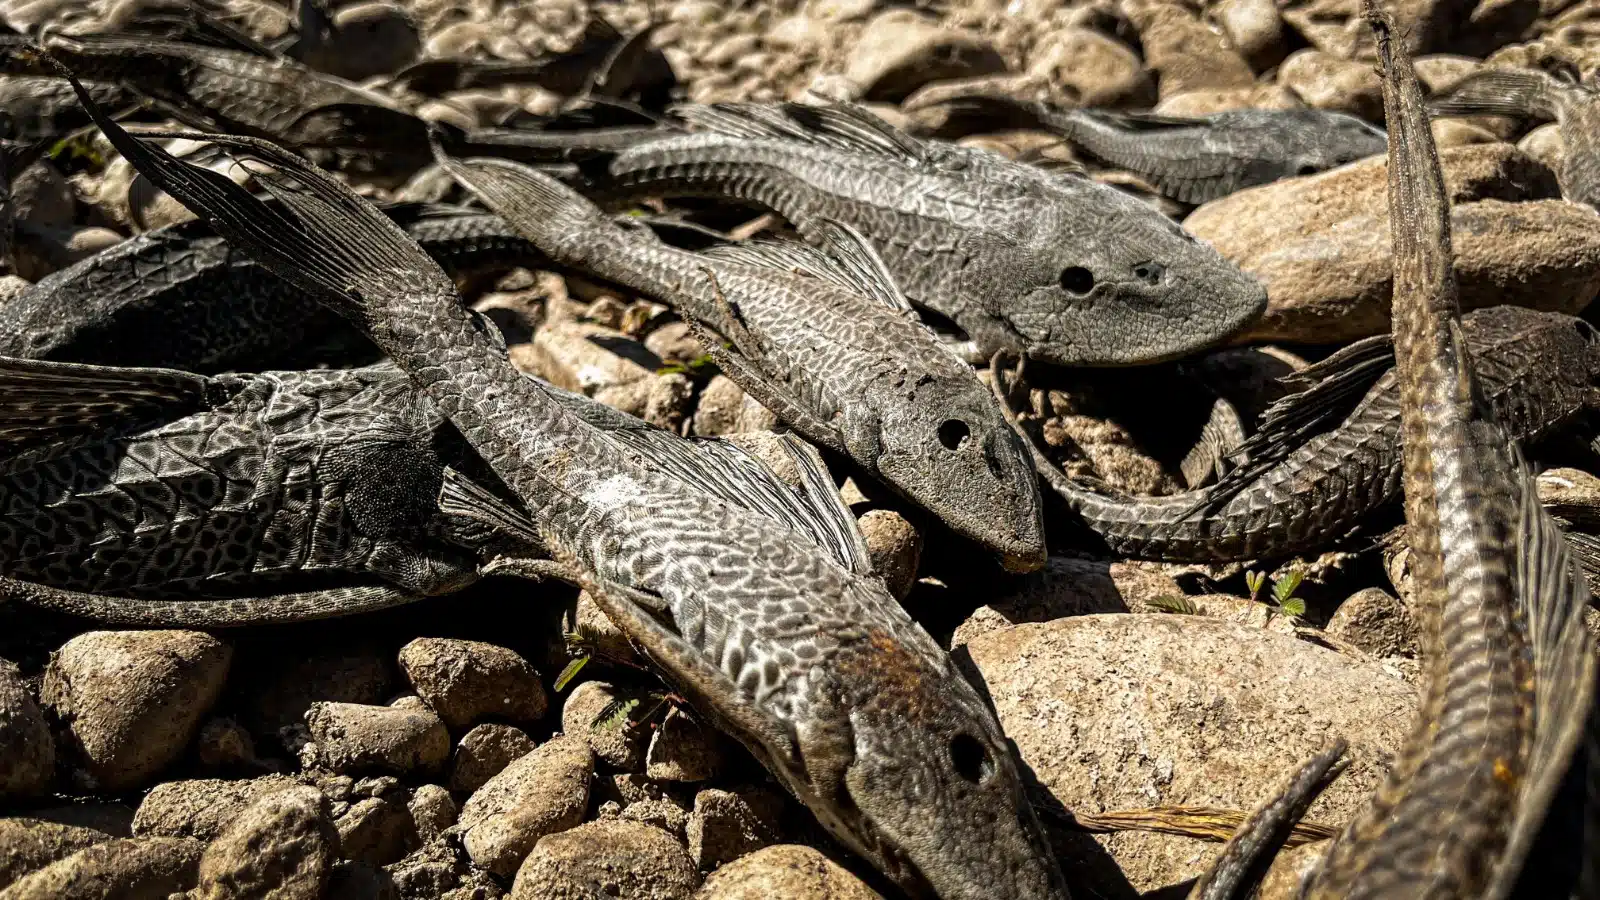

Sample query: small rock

[1024,27,1150,107]
[0,819,111,891]
[0,659,52,797]
[1519,123,1565,178]
[1278,50,1383,121]
[398,638,548,731]
[301,703,451,775]
[8,224,125,282]
[195,717,255,770]
[1538,467,1600,509]
[451,723,539,794]
[807,0,877,21]
[385,837,490,900]
[692,845,883,899]
[458,735,593,877]
[133,776,304,842]
[1128,2,1255,98]
[408,785,458,845]
[324,860,397,900]
[620,798,691,840]
[964,615,1415,891]
[1188,145,1592,345]
[336,796,418,867]
[42,630,231,791]
[645,707,724,783]
[22,803,134,838]
[303,2,421,80]
[1431,119,1501,147]
[8,161,75,229]
[1326,588,1419,658]
[1210,0,1287,71]
[1153,84,1301,116]
[194,786,336,900]
[857,509,922,601]
[1256,840,1329,899]
[686,788,780,871]
[644,321,707,365]
[511,820,698,900]
[845,10,1006,102]
[692,375,777,437]
[0,836,202,899]
[515,320,660,397]
[563,681,651,771]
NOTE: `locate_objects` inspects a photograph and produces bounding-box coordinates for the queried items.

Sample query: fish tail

[1429,69,1560,120]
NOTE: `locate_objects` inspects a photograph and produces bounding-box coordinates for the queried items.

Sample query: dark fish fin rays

[0,355,228,456]
[1489,443,1600,898]
[1428,69,1562,121]
[1184,334,1395,516]
[46,51,451,324]
[438,466,547,547]
[432,147,611,248]
[675,101,925,165]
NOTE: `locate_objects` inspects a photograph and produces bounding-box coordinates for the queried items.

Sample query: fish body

[1036,306,1600,562]
[439,156,1046,570]
[78,87,1074,899]
[0,33,421,151]
[0,360,484,603]
[0,204,541,372]
[1430,67,1600,208]
[1022,105,1387,204]
[587,102,1268,366]
[1303,8,1598,895]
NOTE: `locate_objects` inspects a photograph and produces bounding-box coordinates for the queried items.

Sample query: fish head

[1289,111,1389,174]
[975,180,1267,366]
[806,629,1071,900]
[862,373,1046,571]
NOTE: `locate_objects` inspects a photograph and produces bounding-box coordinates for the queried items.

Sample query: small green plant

[1247,567,1307,622]
[1147,595,1200,615]
[656,353,718,376]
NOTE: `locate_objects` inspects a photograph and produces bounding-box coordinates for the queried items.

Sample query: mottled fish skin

[1032,306,1600,562]
[1304,6,1598,896]
[0,33,421,151]
[75,92,1073,900]
[0,360,484,603]
[437,154,1047,571]
[588,101,1268,367]
[1429,67,1600,209]
[1013,104,1388,205]
[0,204,542,373]
[0,75,134,143]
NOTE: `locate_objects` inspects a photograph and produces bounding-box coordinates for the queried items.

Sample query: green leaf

[1147,595,1199,615]
[593,696,641,730]
[1245,571,1265,596]
[1280,597,1306,618]
[553,656,589,692]
[1273,569,1305,604]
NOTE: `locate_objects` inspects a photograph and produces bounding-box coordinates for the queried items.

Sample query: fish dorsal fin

[700,221,914,317]
[1428,68,1564,121]
[675,101,925,165]
[0,355,229,457]
[1077,109,1208,130]
[811,218,917,317]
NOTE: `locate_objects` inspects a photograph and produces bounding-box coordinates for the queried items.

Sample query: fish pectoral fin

[0,355,230,457]
[1185,738,1348,900]
[696,225,915,320]
[1488,444,1600,899]
[682,321,849,454]
[1428,68,1561,121]
[438,466,548,546]
[0,574,423,627]
[1180,393,1248,490]
[580,572,802,766]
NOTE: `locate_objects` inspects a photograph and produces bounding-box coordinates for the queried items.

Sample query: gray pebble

[301,702,451,775]
[511,820,698,900]
[194,785,336,900]
[459,734,594,877]
[398,638,548,731]
[0,660,53,798]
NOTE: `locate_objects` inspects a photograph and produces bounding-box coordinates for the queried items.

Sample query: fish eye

[938,419,971,451]
[1132,262,1164,285]
[1058,266,1094,295]
[949,732,995,784]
